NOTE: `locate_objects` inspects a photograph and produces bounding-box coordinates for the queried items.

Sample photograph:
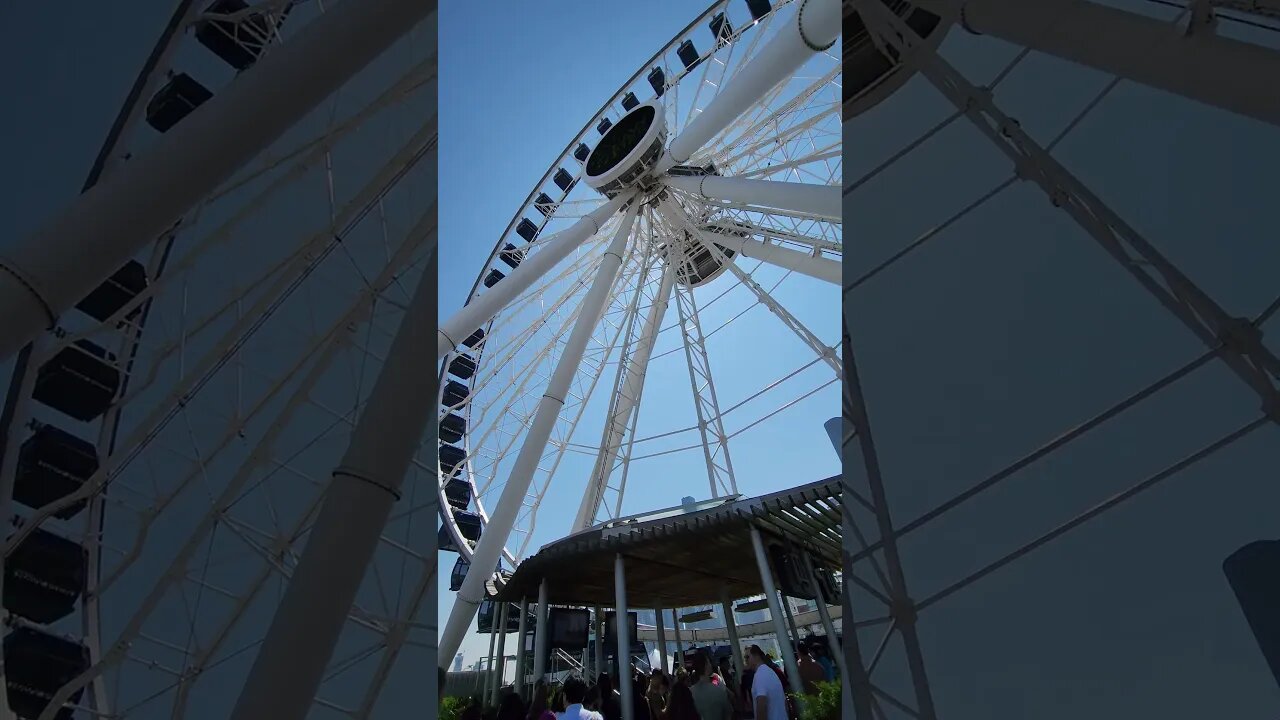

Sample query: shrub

[792,680,840,720]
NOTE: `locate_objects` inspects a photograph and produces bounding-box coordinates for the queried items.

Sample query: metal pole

[671,608,684,671]
[573,259,677,531]
[532,579,550,685]
[483,620,499,706]
[906,0,1280,128]
[655,608,669,674]
[691,228,840,285]
[514,597,529,699]
[615,555,635,720]
[492,602,509,705]
[780,593,801,647]
[661,0,840,171]
[720,590,742,681]
[229,240,437,719]
[800,553,849,692]
[437,195,627,360]
[440,199,641,663]
[748,526,805,698]
[663,174,840,222]
[594,605,606,680]
[0,0,437,363]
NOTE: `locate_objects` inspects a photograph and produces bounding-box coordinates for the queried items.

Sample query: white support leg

[0,0,437,363]
[437,195,627,360]
[615,555,635,720]
[690,226,840,285]
[572,259,677,531]
[665,174,840,222]
[482,622,499,705]
[655,609,669,674]
[533,580,550,685]
[672,610,684,670]
[749,526,806,699]
[492,603,509,705]
[720,590,743,682]
[514,597,529,699]
[230,246,438,719]
[440,199,642,664]
[661,0,840,171]
[910,0,1280,128]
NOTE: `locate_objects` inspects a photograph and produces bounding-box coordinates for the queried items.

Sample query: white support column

[748,526,805,699]
[482,621,499,705]
[801,553,849,692]
[229,240,437,719]
[614,555,635,720]
[780,593,801,647]
[491,602,509,705]
[594,605,606,680]
[437,195,627,360]
[533,580,550,685]
[440,199,641,663]
[909,0,1280,128]
[661,0,840,171]
[671,608,684,670]
[664,174,840,222]
[690,226,840,285]
[655,609,669,674]
[0,0,437,363]
[720,590,742,682]
[514,597,529,699]
[572,259,677,531]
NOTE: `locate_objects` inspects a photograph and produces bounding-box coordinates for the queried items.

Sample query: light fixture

[679,609,714,623]
[735,598,769,613]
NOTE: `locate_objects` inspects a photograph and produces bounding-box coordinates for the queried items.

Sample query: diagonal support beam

[906,0,1280,128]
[0,0,438,363]
[857,0,1280,421]
[437,195,628,360]
[659,0,840,172]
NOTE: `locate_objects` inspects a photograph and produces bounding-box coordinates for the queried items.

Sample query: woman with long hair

[526,680,556,720]
[661,683,700,720]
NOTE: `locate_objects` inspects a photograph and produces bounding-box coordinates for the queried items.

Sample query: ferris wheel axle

[664,173,841,222]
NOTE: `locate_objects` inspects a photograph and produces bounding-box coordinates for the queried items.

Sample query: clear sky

[437,0,841,671]
[848,4,1280,718]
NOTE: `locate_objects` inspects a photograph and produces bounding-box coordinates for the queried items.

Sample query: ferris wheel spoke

[437,195,627,360]
[574,234,675,530]
[661,0,839,172]
[665,173,839,221]
[439,196,641,664]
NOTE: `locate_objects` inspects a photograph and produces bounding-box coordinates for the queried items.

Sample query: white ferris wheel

[434,0,843,664]
[846,1,1280,718]
[0,1,439,718]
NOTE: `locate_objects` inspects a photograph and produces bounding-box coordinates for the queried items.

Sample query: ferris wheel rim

[437,0,842,572]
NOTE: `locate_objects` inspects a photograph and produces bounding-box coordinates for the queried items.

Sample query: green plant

[438,695,465,720]
[791,680,841,720]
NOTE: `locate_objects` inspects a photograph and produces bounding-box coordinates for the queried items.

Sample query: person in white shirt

[745,645,789,720]
[559,676,604,720]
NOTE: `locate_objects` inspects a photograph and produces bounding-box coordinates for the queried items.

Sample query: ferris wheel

[0,1,437,718]
[846,1,1280,718]
[435,0,842,663]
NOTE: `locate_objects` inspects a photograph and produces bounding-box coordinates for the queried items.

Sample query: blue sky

[437,0,841,670]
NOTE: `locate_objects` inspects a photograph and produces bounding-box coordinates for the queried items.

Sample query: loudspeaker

[768,542,817,600]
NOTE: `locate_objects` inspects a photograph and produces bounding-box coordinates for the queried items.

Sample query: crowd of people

[451,638,837,720]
